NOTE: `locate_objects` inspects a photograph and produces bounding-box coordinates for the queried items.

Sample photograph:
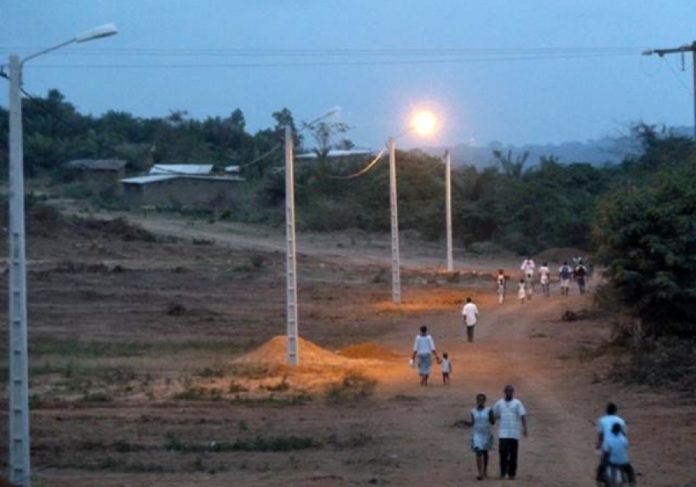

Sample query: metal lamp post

[5,24,117,486]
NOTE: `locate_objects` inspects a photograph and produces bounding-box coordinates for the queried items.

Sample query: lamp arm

[21,38,76,66]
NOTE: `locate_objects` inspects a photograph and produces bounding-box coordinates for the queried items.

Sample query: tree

[594,162,696,337]
[493,149,529,178]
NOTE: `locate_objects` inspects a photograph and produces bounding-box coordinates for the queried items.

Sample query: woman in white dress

[463,393,496,480]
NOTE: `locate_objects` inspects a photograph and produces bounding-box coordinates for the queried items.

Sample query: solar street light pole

[5,24,117,486]
[388,137,401,304]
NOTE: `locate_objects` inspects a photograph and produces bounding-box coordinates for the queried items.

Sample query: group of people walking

[496,257,590,304]
[408,288,636,484]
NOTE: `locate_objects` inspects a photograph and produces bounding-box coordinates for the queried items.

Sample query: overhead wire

[325,147,387,180]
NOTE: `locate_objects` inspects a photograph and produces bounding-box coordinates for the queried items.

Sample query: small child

[440,352,452,385]
[517,279,527,304]
[605,422,637,486]
[496,269,506,304]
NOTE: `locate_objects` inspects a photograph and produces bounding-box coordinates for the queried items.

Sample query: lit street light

[5,23,117,486]
[389,109,438,304]
[285,107,340,366]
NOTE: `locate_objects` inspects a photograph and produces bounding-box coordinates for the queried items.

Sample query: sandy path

[374,292,600,485]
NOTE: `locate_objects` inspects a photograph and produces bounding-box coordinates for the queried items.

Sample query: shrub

[324,371,376,404]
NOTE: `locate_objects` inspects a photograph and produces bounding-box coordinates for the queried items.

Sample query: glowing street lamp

[388,109,439,304]
[4,23,117,487]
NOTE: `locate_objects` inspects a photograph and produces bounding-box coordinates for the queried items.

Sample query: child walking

[496,269,506,304]
[440,352,452,385]
[517,279,527,304]
[463,393,495,480]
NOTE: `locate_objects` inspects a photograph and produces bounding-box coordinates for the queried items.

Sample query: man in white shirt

[461,297,479,343]
[493,385,528,480]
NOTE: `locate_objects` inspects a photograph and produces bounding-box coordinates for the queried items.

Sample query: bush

[324,371,376,404]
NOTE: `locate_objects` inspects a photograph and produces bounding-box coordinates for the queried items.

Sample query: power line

[20,52,637,70]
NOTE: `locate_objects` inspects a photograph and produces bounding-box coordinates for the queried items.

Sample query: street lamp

[5,23,117,487]
[388,109,438,304]
[285,107,340,366]
[444,149,453,272]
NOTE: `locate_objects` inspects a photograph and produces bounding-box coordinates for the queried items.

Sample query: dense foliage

[594,133,696,337]
[1,90,692,261]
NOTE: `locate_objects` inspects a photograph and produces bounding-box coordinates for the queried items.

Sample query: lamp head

[75,24,118,43]
[411,110,438,137]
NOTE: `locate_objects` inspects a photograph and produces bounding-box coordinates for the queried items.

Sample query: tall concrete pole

[445,150,453,272]
[388,137,401,304]
[7,55,31,487]
[285,125,299,365]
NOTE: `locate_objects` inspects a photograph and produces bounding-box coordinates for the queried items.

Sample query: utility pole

[388,137,401,304]
[444,150,453,273]
[643,41,696,139]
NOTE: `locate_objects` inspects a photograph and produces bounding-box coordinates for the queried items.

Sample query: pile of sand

[233,335,357,368]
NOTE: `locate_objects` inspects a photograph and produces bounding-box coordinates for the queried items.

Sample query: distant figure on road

[410,325,440,386]
[440,352,452,386]
[461,297,480,343]
[539,262,551,297]
[574,259,588,294]
[520,257,536,299]
[517,279,527,304]
[596,402,627,486]
[605,422,637,486]
[493,385,528,480]
[496,269,507,304]
[559,261,573,296]
[462,393,496,481]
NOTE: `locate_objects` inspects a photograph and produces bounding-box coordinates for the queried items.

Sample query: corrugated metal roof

[66,159,127,171]
[121,175,244,185]
[150,164,213,175]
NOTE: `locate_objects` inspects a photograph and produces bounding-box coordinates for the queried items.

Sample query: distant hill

[421,125,693,169]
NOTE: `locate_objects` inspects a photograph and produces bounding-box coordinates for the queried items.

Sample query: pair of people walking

[463,385,528,480]
[410,325,452,386]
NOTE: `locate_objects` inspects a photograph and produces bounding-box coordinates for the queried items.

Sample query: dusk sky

[2,1,695,150]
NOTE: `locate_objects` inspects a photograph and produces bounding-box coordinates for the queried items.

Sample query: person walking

[605,423,637,486]
[496,269,507,304]
[461,297,479,343]
[559,261,573,296]
[539,262,551,297]
[517,279,527,304]
[462,393,496,481]
[410,325,440,386]
[596,402,627,486]
[440,352,452,386]
[493,385,528,480]
[520,257,535,299]
[574,259,588,294]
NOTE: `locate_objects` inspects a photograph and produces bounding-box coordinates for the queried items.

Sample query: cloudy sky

[2,1,695,149]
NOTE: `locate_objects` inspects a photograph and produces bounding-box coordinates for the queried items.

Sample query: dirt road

[20,213,695,486]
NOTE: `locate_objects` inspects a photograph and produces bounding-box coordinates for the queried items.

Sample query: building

[65,158,127,180]
[121,174,244,209]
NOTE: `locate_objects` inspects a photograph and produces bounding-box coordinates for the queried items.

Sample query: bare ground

[0,211,694,486]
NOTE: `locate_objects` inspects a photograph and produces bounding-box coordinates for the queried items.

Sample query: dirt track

[4,212,695,486]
